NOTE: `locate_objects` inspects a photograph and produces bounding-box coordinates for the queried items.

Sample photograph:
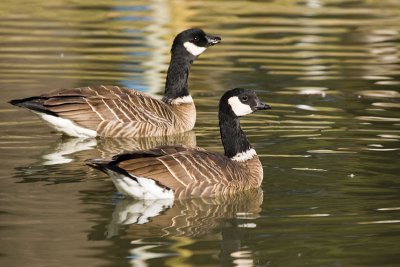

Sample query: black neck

[162,53,194,103]
[219,110,252,158]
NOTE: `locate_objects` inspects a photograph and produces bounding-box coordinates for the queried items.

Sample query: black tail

[9,97,57,116]
[85,158,134,179]
[85,158,112,174]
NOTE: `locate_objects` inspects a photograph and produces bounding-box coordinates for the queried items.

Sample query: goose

[86,88,271,199]
[9,28,221,138]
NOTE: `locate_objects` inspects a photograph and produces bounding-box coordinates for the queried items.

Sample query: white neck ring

[170,95,193,105]
[231,148,257,162]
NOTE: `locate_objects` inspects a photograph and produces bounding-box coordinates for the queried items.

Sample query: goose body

[86,88,271,199]
[9,29,221,138]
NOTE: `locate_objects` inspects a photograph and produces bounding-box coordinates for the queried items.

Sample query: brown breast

[169,102,196,133]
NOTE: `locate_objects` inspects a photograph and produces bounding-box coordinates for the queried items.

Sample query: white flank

[107,170,174,200]
[231,148,257,162]
[34,112,97,138]
[170,95,193,105]
[228,96,253,116]
[183,41,207,56]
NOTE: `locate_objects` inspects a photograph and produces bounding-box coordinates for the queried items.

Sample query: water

[0,0,399,266]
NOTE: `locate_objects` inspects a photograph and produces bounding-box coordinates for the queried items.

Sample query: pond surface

[0,0,399,266]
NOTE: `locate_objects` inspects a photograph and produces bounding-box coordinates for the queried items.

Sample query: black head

[171,28,221,57]
[219,88,271,118]
[218,88,270,159]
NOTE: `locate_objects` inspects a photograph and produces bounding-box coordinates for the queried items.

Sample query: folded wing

[108,145,244,198]
[11,85,176,136]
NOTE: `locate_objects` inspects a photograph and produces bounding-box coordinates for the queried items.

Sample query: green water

[0,0,399,266]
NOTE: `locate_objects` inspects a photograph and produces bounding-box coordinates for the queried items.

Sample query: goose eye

[193,36,199,42]
[241,95,248,101]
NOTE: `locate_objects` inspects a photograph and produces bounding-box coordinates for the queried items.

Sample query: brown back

[40,85,195,137]
[113,145,264,198]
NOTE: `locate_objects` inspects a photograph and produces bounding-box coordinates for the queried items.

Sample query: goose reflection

[104,188,263,267]
[106,188,263,238]
[41,131,197,165]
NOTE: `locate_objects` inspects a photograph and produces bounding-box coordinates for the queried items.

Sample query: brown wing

[35,85,175,131]
[113,145,245,198]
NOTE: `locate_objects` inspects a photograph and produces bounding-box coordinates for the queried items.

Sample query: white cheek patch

[231,148,257,162]
[170,95,193,105]
[228,96,253,116]
[184,41,207,56]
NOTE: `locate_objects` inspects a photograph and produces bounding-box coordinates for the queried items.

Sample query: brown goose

[9,29,221,138]
[86,88,271,199]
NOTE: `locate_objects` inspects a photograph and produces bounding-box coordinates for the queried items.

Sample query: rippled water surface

[1,0,399,266]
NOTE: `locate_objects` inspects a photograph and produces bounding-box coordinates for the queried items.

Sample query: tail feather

[85,158,174,199]
[85,158,134,178]
[9,97,57,116]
